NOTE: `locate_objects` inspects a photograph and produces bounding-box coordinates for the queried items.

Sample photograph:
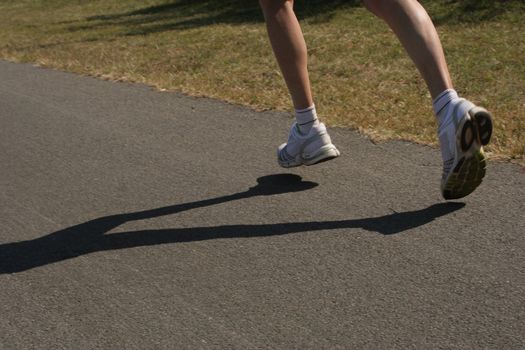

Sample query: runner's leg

[363,0,493,199]
[259,0,340,167]
[363,0,451,99]
[259,0,313,109]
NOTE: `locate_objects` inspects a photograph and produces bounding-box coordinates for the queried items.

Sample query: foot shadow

[0,174,464,274]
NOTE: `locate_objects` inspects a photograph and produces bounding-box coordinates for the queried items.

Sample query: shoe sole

[442,107,493,200]
[304,144,341,166]
[278,144,340,168]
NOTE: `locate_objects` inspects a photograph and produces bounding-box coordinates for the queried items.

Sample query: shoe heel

[460,118,475,152]
[469,107,493,146]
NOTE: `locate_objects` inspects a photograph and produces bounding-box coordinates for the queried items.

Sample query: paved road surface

[1,60,524,349]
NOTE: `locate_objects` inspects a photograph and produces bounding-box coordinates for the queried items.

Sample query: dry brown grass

[1,0,523,163]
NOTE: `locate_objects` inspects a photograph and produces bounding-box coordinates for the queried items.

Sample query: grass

[0,0,523,163]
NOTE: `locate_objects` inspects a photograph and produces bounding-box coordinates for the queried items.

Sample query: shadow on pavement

[0,174,465,274]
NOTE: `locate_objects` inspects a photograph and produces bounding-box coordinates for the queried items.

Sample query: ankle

[433,89,458,119]
[295,104,319,135]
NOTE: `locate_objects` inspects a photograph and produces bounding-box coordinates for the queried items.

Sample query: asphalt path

[1,60,524,349]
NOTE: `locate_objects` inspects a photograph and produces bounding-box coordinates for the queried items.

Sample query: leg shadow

[0,174,464,274]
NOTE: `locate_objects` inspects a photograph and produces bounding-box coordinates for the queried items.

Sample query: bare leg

[259,0,340,167]
[259,0,313,109]
[364,0,494,200]
[363,0,452,99]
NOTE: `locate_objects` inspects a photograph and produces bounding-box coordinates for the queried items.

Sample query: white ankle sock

[295,105,319,135]
[433,89,474,162]
[433,89,459,128]
[432,89,459,117]
[433,89,476,131]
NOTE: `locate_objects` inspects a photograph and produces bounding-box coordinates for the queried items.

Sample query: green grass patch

[1,0,523,163]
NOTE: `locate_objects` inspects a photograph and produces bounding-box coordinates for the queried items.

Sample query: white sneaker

[277,122,340,168]
[439,99,493,200]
